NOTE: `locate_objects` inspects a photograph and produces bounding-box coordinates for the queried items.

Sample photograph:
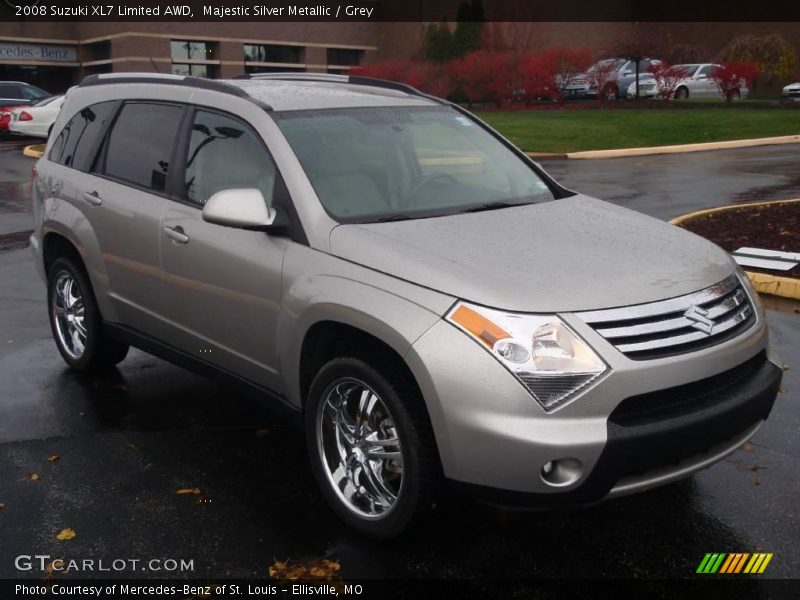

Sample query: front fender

[278,243,454,409]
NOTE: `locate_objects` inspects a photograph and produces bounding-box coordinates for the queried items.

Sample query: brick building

[1,18,798,95]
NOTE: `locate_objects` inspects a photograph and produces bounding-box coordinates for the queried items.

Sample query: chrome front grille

[576,275,755,360]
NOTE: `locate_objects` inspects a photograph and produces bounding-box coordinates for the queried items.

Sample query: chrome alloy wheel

[317,378,404,519]
[52,270,87,359]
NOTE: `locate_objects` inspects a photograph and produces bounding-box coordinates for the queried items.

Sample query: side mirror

[202,188,286,233]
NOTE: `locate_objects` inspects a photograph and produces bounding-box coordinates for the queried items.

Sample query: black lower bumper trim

[453,351,782,508]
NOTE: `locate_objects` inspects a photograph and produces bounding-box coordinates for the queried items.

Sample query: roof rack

[236,72,448,105]
[77,73,273,110]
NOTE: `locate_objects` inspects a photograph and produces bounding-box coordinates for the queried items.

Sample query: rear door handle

[163,225,189,244]
[83,191,102,206]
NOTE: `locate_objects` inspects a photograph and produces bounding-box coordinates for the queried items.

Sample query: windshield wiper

[460,201,521,214]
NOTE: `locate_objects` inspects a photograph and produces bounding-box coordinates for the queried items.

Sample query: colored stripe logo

[697,553,773,574]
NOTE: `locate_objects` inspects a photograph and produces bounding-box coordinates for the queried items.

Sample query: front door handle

[163,225,189,244]
[83,191,102,206]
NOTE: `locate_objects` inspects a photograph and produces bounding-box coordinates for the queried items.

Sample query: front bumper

[406,300,780,505]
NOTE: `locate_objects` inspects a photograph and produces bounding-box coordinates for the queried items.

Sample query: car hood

[328,195,734,313]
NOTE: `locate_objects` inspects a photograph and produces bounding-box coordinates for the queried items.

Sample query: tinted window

[49,101,117,171]
[0,84,22,99]
[183,110,276,206]
[104,103,182,193]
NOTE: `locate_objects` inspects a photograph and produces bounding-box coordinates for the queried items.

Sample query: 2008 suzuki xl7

[30,73,782,538]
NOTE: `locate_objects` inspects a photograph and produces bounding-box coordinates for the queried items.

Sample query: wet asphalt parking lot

[0,137,798,585]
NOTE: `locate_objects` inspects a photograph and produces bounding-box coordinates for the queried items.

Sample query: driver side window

[183,110,276,206]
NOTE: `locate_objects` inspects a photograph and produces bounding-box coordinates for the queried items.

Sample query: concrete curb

[527,134,800,161]
[669,198,800,301]
[23,144,45,159]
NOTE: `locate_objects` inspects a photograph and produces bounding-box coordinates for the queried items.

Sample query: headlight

[446,302,609,411]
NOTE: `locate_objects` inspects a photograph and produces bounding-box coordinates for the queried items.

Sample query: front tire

[674,86,689,100]
[305,357,440,538]
[47,257,129,370]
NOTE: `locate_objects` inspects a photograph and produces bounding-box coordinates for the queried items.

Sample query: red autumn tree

[449,50,502,104]
[517,52,559,103]
[586,60,619,101]
[545,46,593,97]
[350,60,453,99]
[647,62,691,99]
[710,61,759,105]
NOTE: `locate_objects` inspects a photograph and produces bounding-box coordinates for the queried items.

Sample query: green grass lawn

[474,108,800,153]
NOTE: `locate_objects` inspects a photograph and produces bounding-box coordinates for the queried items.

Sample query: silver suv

[30,73,782,538]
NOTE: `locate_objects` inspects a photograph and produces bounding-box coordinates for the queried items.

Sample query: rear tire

[305,356,440,538]
[47,257,129,371]
[674,86,689,100]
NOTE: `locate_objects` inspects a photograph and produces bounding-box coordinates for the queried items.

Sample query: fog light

[541,458,583,487]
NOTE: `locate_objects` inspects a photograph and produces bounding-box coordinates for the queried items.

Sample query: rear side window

[49,101,118,171]
[0,84,22,99]
[183,110,276,205]
[21,85,48,101]
[103,102,183,193]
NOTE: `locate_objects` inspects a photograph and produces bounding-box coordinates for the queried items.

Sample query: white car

[671,64,748,100]
[9,95,64,138]
[783,82,800,101]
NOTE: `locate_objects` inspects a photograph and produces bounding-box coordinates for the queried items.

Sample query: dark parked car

[0,81,50,109]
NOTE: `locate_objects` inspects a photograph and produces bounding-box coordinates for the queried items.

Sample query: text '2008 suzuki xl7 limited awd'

[30,73,782,537]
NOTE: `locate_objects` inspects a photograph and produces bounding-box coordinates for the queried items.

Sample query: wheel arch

[40,220,116,321]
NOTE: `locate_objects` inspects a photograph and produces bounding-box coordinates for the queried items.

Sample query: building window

[85,41,110,62]
[170,40,216,78]
[243,44,303,64]
[327,48,363,67]
[171,40,214,61]
[172,64,212,78]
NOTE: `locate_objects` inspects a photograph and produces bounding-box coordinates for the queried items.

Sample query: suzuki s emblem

[684,305,715,334]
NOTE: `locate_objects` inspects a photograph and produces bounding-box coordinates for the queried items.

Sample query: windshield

[589,59,626,72]
[272,106,556,223]
[31,95,60,107]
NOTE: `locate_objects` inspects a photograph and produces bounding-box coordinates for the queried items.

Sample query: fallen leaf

[783,364,791,371]
[752,477,761,486]
[0,502,5,510]
[56,528,76,541]
[778,386,785,393]
[126,443,138,450]
[47,455,59,462]
[738,463,767,472]
[176,488,202,495]
[43,558,64,581]
[255,427,271,437]
[741,442,755,452]
[269,558,341,580]
[21,473,40,481]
